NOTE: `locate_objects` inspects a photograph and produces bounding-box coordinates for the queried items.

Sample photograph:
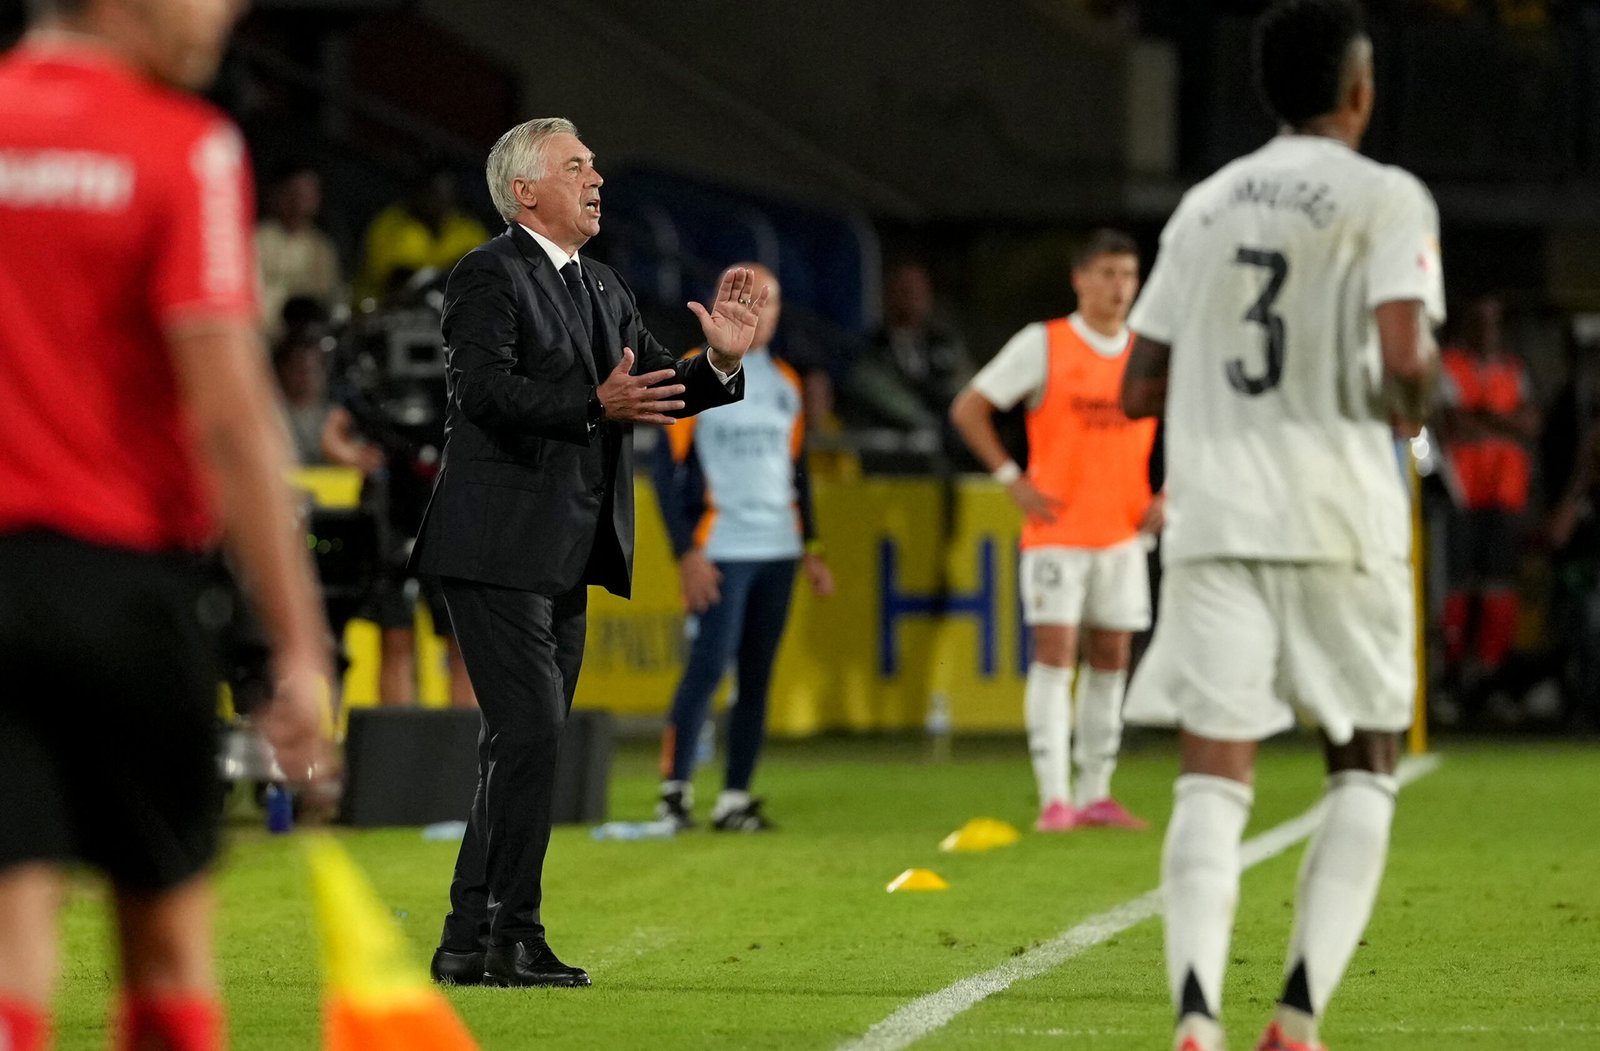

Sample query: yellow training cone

[886,868,950,892]
[938,818,1022,853]
[305,835,481,1051]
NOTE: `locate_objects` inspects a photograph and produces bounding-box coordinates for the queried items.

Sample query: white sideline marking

[835,754,1443,1051]
[999,1020,1599,1038]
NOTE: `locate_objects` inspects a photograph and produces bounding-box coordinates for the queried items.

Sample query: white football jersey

[1129,134,1445,567]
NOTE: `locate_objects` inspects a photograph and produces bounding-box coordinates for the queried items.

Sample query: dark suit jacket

[409,225,743,598]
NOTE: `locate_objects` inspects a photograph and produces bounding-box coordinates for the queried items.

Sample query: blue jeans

[665,558,798,791]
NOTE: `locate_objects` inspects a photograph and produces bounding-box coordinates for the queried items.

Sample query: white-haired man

[411,118,769,988]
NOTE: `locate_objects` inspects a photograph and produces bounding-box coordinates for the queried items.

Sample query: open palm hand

[687,266,771,367]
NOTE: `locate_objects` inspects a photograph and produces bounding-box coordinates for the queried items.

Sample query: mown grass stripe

[836,754,1443,1051]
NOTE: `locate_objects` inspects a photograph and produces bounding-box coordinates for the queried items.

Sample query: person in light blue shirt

[653,263,834,831]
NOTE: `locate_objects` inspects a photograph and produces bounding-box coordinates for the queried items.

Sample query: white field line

[834,754,1443,1051]
[1000,1020,1599,1038]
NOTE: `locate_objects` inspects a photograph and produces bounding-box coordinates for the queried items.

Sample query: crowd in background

[261,160,487,709]
[260,137,1600,736]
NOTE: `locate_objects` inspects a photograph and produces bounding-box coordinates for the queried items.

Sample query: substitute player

[0,2,335,1049]
[951,230,1161,833]
[1118,3,1444,1050]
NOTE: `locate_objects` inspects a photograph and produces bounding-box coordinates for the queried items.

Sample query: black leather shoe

[482,940,591,988]
[429,947,486,987]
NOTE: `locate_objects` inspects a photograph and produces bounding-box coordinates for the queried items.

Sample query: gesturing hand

[597,347,687,425]
[687,266,771,372]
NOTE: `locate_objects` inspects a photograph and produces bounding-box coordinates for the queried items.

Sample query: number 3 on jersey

[1227,247,1288,396]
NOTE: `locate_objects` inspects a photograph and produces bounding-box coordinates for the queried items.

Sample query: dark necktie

[559,260,595,346]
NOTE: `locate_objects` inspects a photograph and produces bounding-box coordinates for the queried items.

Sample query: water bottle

[926,690,953,763]
[264,783,294,834]
[590,820,677,842]
[421,820,468,842]
[695,713,717,766]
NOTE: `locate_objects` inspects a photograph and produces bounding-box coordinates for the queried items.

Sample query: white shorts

[1020,537,1152,632]
[1123,558,1415,745]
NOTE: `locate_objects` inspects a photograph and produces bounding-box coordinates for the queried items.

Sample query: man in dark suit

[411,117,768,989]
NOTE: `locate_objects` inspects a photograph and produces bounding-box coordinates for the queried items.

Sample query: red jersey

[0,43,256,552]
[1439,347,1531,511]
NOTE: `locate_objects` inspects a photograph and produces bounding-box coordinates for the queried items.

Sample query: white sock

[1163,773,1253,1022]
[660,779,693,805]
[1282,770,1397,1020]
[1271,1004,1318,1048]
[1172,1013,1226,1051]
[1073,666,1127,806]
[1024,662,1073,808]
[712,789,751,818]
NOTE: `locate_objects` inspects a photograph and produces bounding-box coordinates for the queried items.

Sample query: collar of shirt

[519,224,580,273]
[1068,313,1129,359]
[1269,132,1356,157]
[518,226,743,386]
[17,32,140,77]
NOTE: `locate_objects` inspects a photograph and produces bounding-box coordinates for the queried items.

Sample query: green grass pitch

[50,734,1600,1049]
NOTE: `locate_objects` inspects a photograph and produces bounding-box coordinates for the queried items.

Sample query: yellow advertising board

[576,476,1033,735]
[332,475,1035,735]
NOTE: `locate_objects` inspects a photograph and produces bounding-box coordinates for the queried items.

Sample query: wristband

[992,460,1022,485]
[805,539,827,557]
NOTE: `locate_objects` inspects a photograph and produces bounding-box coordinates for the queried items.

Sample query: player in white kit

[1118,2,1444,1050]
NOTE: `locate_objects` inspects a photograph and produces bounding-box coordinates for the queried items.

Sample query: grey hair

[485,117,579,221]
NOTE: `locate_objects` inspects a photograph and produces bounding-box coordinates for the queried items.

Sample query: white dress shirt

[518,224,740,384]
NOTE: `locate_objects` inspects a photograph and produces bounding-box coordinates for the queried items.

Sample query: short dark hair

[1072,229,1138,270]
[269,157,321,186]
[1253,0,1366,127]
[26,0,90,19]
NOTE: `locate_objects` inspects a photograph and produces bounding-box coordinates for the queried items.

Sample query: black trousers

[437,577,588,948]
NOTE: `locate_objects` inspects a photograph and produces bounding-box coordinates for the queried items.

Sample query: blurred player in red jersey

[1436,293,1539,704]
[0,2,335,1050]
